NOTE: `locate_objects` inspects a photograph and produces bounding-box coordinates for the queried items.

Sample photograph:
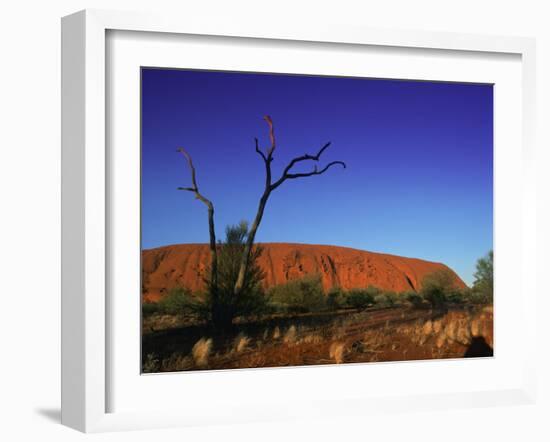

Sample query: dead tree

[176,148,221,322]
[233,116,346,297]
[177,116,346,328]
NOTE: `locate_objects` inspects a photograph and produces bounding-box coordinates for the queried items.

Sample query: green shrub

[230,284,272,319]
[345,287,377,310]
[268,274,326,313]
[158,287,195,314]
[464,287,492,305]
[142,301,160,317]
[472,250,493,304]
[142,287,206,318]
[365,285,381,298]
[384,291,396,306]
[422,287,446,308]
[386,290,407,307]
[420,269,457,308]
[326,287,346,310]
[203,221,268,326]
[372,290,402,308]
[405,291,425,308]
[446,288,468,304]
[373,293,390,307]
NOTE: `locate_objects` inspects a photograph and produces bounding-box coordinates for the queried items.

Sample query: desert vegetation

[142,302,494,373]
[143,251,493,326]
[142,247,494,373]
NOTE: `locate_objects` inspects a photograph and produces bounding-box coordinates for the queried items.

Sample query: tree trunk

[233,191,270,296]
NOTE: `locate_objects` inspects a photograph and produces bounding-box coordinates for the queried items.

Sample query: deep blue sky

[141,68,493,286]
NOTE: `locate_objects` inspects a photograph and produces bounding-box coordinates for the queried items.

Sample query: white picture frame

[61,9,538,433]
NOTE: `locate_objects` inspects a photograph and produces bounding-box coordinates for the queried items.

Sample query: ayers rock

[142,243,466,302]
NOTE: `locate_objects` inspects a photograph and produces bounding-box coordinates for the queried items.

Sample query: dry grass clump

[357,309,490,356]
[398,321,425,346]
[422,320,433,336]
[435,332,447,349]
[234,333,251,353]
[455,320,471,345]
[143,353,160,373]
[475,308,494,347]
[331,325,346,341]
[362,329,386,350]
[161,353,193,371]
[329,342,346,364]
[470,319,480,337]
[428,309,493,349]
[444,320,458,341]
[192,337,212,367]
[283,325,297,344]
[395,324,409,334]
[301,334,323,345]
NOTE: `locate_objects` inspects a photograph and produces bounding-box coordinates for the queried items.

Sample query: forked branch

[177,147,218,292]
[233,116,346,296]
[271,143,346,190]
[177,148,214,207]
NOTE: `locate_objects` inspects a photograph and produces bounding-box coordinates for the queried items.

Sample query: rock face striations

[142,243,466,302]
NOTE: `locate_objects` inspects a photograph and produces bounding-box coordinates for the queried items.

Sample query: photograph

[140,68,494,373]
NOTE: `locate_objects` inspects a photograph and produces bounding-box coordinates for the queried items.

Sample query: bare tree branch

[176,148,214,206]
[278,160,346,182]
[270,141,346,190]
[254,137,268,163]
[264,115,275,156]
[281,141,332,175]
[176,147,218,293]
[233,116,346,296]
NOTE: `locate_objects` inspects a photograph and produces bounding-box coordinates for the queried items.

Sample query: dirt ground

[142,305,493,373]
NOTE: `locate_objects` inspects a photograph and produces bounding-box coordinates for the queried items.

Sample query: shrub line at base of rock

[142,270,489,327]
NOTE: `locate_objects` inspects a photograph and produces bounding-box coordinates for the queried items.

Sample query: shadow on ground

[464,336,493,358]
[34,408,61,423]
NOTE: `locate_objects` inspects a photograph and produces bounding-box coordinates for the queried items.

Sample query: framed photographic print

[62,9,538,432]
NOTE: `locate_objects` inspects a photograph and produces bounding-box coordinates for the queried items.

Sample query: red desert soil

[142,243,466,302]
